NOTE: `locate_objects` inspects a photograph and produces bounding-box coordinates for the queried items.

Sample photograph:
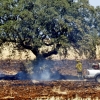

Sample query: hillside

[0,43,100,60]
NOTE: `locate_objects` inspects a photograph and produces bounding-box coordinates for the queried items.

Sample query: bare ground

[0,80,100,100]
[0,59,100,100]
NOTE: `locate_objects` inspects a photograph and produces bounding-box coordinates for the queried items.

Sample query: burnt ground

[0,59,100,99]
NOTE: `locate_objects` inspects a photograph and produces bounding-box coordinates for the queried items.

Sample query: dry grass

[0,80,100,99]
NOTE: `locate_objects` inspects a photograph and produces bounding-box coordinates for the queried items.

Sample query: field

[0,80,100,100]
[0,59,100,100]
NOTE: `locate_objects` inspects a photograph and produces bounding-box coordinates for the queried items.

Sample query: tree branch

[42,49,58,58]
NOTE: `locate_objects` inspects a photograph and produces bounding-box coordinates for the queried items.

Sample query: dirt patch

[0,80,100,99]
[0,59,100,99]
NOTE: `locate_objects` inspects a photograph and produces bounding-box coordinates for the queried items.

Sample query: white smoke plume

[22,59,62,81]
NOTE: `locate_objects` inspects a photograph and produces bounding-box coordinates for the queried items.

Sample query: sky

[89,0,100,7]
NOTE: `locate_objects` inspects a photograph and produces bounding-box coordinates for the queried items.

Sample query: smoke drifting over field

[23,59,100,81]
[24,59,78,81]
[31,69,52,81]
[0,59,65,81]
[30,60,62,81]
[1,59,100,81]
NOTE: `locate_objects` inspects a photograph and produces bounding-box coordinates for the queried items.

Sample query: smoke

[0,59,83,81]
[14,58,69,81]
[25,59,63,81]
[31,69,61,81]
[40,70,51,81]
[31,69,52,81]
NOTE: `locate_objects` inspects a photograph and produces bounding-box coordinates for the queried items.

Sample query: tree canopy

[0,0,100,59]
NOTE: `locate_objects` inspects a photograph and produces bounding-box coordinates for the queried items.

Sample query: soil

[0,80,100,100]
[0,59,100,100]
